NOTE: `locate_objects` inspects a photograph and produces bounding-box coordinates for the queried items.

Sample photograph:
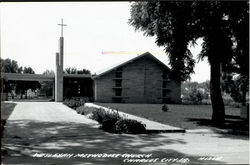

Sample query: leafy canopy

[129,1,249,81]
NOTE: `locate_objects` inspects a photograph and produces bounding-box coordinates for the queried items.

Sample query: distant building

[93,52,181,103]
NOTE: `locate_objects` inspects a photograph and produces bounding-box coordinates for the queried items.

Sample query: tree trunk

[242,89,246,106]
[210,60,225,125]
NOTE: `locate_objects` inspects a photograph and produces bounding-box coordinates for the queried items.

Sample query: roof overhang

[1,73,55,81]
[93,52,170,79]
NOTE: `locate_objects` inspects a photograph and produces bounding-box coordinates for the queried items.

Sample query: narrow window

[115,72,122,78]
[163,72,167,80]
[162,81,167,88]
[115,80,122,87]
[116,67,123,71]
[115,89,122,96]
[162,90,167,97]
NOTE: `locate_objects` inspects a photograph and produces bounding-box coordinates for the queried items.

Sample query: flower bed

[74,105,146,134]
[63,97,86,109]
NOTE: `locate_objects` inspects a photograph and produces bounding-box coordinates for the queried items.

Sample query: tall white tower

[55,19,66,102]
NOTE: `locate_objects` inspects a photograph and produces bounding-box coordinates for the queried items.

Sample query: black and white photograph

[1,1,249,164]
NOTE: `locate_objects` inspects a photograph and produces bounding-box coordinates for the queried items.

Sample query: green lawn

[1,102,16,120]
[96,103,242,130]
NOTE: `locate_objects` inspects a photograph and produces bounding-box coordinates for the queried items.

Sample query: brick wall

[94,55,181,103]
[94,71,114,102]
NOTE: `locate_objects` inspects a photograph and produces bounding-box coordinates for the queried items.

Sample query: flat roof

[1,73,92,81]
[1,73,55,81]
[63,74,92,78]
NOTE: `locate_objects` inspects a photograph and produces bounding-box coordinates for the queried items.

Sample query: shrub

[101,118,118,133]
[201,99,212,105]
[63,98,85,109]
[162,104,169,112]
[114,119,146,134]
[182,90,204,105]
[91,108,120,124]
[76,105,96,115]
[188,90,203,104]
[66,103,147,134]
[86,107,146,134]
[222,94,241,108]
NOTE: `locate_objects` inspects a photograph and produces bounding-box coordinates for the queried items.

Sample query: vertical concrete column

[94,80,97,102]
[55,33,64,102]
[59,37,64,67]
[52,81,55,100]
[55,52,63,102]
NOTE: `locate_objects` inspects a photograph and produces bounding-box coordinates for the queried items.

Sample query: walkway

[2,102,249,165]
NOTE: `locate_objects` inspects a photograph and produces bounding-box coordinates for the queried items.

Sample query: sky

[1,2,210,82]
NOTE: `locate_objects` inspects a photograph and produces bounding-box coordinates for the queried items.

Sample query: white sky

[1,2,210,82]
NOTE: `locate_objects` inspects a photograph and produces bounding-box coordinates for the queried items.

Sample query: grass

[1,102,17,120]
[96,103,243,130]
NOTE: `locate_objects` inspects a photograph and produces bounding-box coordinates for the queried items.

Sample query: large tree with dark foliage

[1,58,19,73]
[129,1,249,124]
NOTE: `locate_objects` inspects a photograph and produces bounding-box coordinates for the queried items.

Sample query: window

[162,90,167,97]
[163,72,168,80]
[162,81,167,88]
[115,67,123,78]
[116,67,123,72]
[115,89,122,96]
[115,80,122,87]
[115,72,122,78]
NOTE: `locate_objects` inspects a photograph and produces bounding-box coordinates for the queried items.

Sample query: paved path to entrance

[2,102,249,165]
[7,102,98,124]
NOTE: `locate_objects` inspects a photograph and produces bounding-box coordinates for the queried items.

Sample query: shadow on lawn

[188,115,249,139]
[2,120,225,165]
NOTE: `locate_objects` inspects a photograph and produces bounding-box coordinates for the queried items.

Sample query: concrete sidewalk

[2,102,249,165]
[7,102,98,125]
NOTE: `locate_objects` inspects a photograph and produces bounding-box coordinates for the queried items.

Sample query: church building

[1,19,181,104]
[93,52,181,103]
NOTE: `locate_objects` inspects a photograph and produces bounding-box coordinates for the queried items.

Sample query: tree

[64,67,91,74]
[42,69,55,76]
[65,67,77,74]
[221,2,249,106]
[77,69,91,74]
[23,67,35,74]
[129,1,249,124]
[39,70,55,97]
[1,58,19,94]
[198,80,210,99]
[222,73,248,104]
[1,58,19,73]
[181,81,205,104]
